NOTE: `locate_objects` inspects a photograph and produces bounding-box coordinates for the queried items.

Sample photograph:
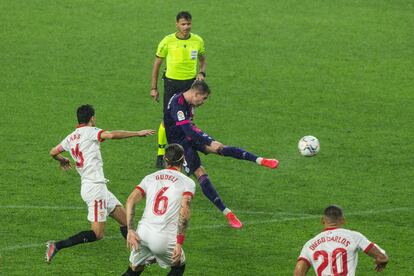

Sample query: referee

[150,11,206,168]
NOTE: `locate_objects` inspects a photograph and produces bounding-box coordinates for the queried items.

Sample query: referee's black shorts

[163,75,195,114]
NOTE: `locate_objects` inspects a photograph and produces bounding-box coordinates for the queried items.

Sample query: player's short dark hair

[324,205,344,222]
[176,11,192,22]
[164,144,185,167]
[191,80,211,95]
[77,104,95,124]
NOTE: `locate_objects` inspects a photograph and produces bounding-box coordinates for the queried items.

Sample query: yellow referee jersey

[156,33,205,80]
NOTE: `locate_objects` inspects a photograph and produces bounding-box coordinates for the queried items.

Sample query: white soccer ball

[298,135,320,157]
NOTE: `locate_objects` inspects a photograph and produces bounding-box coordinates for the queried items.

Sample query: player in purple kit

[164,80,279,228]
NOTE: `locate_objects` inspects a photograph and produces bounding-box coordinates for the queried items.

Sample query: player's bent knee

[194,166,206,178]
[204,145,218,154]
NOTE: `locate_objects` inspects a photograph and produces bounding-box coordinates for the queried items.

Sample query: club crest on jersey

[177,111,185,121]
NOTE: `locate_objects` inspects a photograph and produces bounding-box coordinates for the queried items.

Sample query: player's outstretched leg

[218,146,279,169]
[196,172,242,229]
[45,230,98,263]
[156,121,167,168]
[167,264,186,276]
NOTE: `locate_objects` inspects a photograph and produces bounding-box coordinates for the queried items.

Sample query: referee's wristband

[176,234,185,245]
[198,72,206,77]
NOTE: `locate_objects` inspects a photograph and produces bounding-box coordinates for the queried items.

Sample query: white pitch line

[0,205,84,210]
[240,207,414,228]
[3,205,412,217]
[0,206,412,252]
[0,205,298,216]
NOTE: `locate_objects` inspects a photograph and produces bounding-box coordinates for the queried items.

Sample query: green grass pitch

[1,0,413,275]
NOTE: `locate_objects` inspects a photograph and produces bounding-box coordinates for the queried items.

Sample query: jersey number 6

[153,187,170,216]
[314,248,348,276]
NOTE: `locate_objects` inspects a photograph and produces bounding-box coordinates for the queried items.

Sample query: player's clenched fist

[172,244,182,265]
[150,89,159,102]
[59,157,71,170]
[127,230,140,251]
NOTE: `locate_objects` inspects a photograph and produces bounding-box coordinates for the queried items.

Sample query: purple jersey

[164,93,213,147]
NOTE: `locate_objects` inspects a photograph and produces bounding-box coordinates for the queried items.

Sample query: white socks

[223,208,231,215]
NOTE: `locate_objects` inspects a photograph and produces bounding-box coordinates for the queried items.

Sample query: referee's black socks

[55,230,97,251]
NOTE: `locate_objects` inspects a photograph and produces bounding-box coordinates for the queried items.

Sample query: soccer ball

[298,135,320,157]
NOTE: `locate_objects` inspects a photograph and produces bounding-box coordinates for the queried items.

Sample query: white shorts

[129,224,185,269]
[80,183,122,222]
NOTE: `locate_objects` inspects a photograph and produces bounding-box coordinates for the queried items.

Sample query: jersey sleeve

[89,127,105,142]
[353,231,374,253]
[198,37,205,56]
[297,243,312,267]
[59,136,70,152]
[170,99,212,146]
[156,36,168,58]
[135,176,149,197]
[183,180,196,198]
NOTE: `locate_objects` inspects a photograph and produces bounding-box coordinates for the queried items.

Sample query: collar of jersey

[175,33,191,40]
[166,167,179,171]
[323,227,339,231]
[179,93,190,106]
[76,123,87,128]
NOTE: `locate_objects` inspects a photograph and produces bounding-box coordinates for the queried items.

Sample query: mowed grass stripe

[1,206,411,252]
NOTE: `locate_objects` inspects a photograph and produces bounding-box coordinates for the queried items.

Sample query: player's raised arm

[49,145,71,170]
[172,194,192,265]
[100,129,156,140]
[125,188,145,251]
[294,259,310,276]
[366,244,389,272]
